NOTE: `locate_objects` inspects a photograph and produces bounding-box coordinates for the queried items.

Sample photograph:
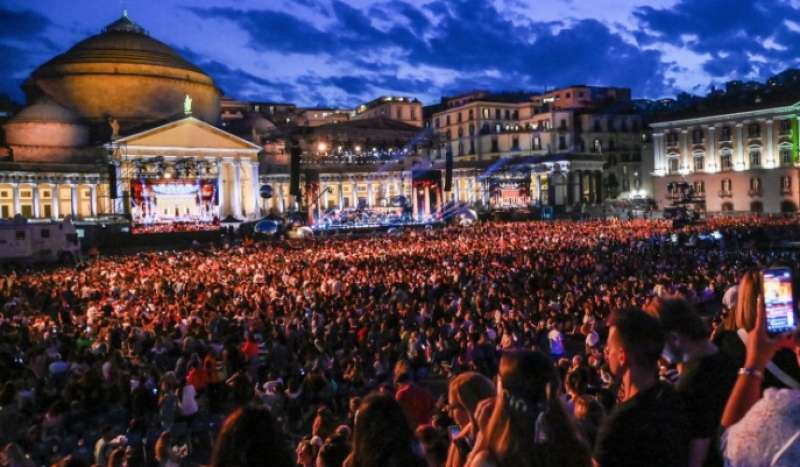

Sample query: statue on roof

[184,94,192,115]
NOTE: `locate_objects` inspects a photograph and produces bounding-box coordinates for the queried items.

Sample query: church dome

[5,97,89,148]
[23,14,221,128]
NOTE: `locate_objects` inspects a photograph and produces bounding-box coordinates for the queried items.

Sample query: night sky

[2,0,800,107]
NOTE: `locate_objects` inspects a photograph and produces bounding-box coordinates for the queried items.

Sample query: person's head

[606,308,664,378]
[316,435,349,467]
[476,350,589,467]
[447,372,495,429]
[350,393,422,467]
[727,271,759,331]
[415,425,449,467]
[646,298,709,363]
[210,406,293,467]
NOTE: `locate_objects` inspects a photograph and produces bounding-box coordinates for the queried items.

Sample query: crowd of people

[1,216,800,467]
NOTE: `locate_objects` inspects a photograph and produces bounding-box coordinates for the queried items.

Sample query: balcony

[748,188,762,197]
[718,190,733,198]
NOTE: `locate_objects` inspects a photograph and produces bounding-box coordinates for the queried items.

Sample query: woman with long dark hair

[344,393,426,467]
[210,406,293,467]
[466,350,590,467]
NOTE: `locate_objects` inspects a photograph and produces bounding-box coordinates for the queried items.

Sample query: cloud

[0,6,55,101]
[190,0,672,103]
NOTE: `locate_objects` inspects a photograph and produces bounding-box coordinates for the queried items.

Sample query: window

[469,139,475,154]
[397,109,403,119]
[495,109,501,119]
[446,115,451,126]
[780,119,792,134]
[491,139,499,152]
[559,119,567,130]
[458,142,464,156]
[748,123,761,138]
[457,127,463,137]
[43,191,50,198]
[721,152,733,171]
[694,155,704,171]
[608,139,615,150]
[721,178,732,193]
[693,181,706,194]
[593,120,601,132]
[482,108,489,119]
[751,201,763,213]
[749,149,761,167]
[41,228,50,238]
[446,129,451,140]
[668,157,679,174]
[21,190,32,198]
[457,112,462,123]
[691,129,704,144]
[469,124,475,136]
[532,136,542,150]
[607,118,615,132]
[620,120,628,132]
[565,92,571,98]
[721,202,734,212]
[558,136,567,150]
[721,126,732,141]
[750,177,761,193]
[782,149,793,165]
[512,137,520,151]
[504,109,510,120]
[411,109,416,120]
[512,110,519,120]
[468,109,473,120]
[781,176,792,193]
[0,191,7,198]
[666,132,679,145]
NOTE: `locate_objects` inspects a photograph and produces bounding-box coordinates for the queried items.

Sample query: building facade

[651,103,800,213]
[352,96,423,127]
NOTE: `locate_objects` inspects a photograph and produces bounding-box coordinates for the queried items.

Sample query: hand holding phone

[762,267,797,337]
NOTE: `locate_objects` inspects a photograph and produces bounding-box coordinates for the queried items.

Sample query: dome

[23,14,221,127]
[4,97,89,149]
[8,97,81,124]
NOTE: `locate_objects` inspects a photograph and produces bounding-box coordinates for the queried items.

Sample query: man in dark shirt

[650,299,738,467]
[594,308,690,467]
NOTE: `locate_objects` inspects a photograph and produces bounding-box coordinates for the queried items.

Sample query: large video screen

[130,179,222,234]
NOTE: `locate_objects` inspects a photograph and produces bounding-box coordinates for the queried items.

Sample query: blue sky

[2,0,800,107]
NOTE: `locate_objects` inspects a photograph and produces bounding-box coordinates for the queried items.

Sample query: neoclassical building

[651,101,800,213]
[0,14,261,225]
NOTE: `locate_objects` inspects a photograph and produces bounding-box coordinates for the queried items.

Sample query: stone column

[766,119,774,167]
[338,181,344,210]
[412,184,419,220]
[367,181,374,207]
[89,184,97,217]
[70,184,79,217]
[708,126,717,172]
[232,159,243,219]
[11,184,20,216]
[567,172,575,206]
[653,133,665,175]
[547,175,556,206]
[680,129,689,172]
[322,182,330,210]
[277,182,285,213]
[578,171,585,203]
[350,181,358,208]
[32,184,41,218]
[250,160,260,218]
[216,160,225,217]
[595,171,603,203]
[114,162,124,215]
[51,183,60,220]
[423,185,431,219]
[735,123,744,170]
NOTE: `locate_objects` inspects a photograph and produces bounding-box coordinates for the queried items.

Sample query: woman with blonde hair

[466,351,589,467]
[445,372,495,467]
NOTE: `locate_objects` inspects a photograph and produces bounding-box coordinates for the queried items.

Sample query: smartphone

[762,267,797,336]
[448,425,460,441]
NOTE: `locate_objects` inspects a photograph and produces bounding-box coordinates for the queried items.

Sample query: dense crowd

[1,217,800,467]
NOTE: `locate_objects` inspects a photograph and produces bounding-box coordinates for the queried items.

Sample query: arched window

[720,151,733,171]
[781,201,797,213]
[668,157,679,174]
[749,148,761,168]
[750,201,763,213]
[693,153,704,171]
[721,202,734,212]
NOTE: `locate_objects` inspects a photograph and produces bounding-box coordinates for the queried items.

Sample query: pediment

[116,117,261,152]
